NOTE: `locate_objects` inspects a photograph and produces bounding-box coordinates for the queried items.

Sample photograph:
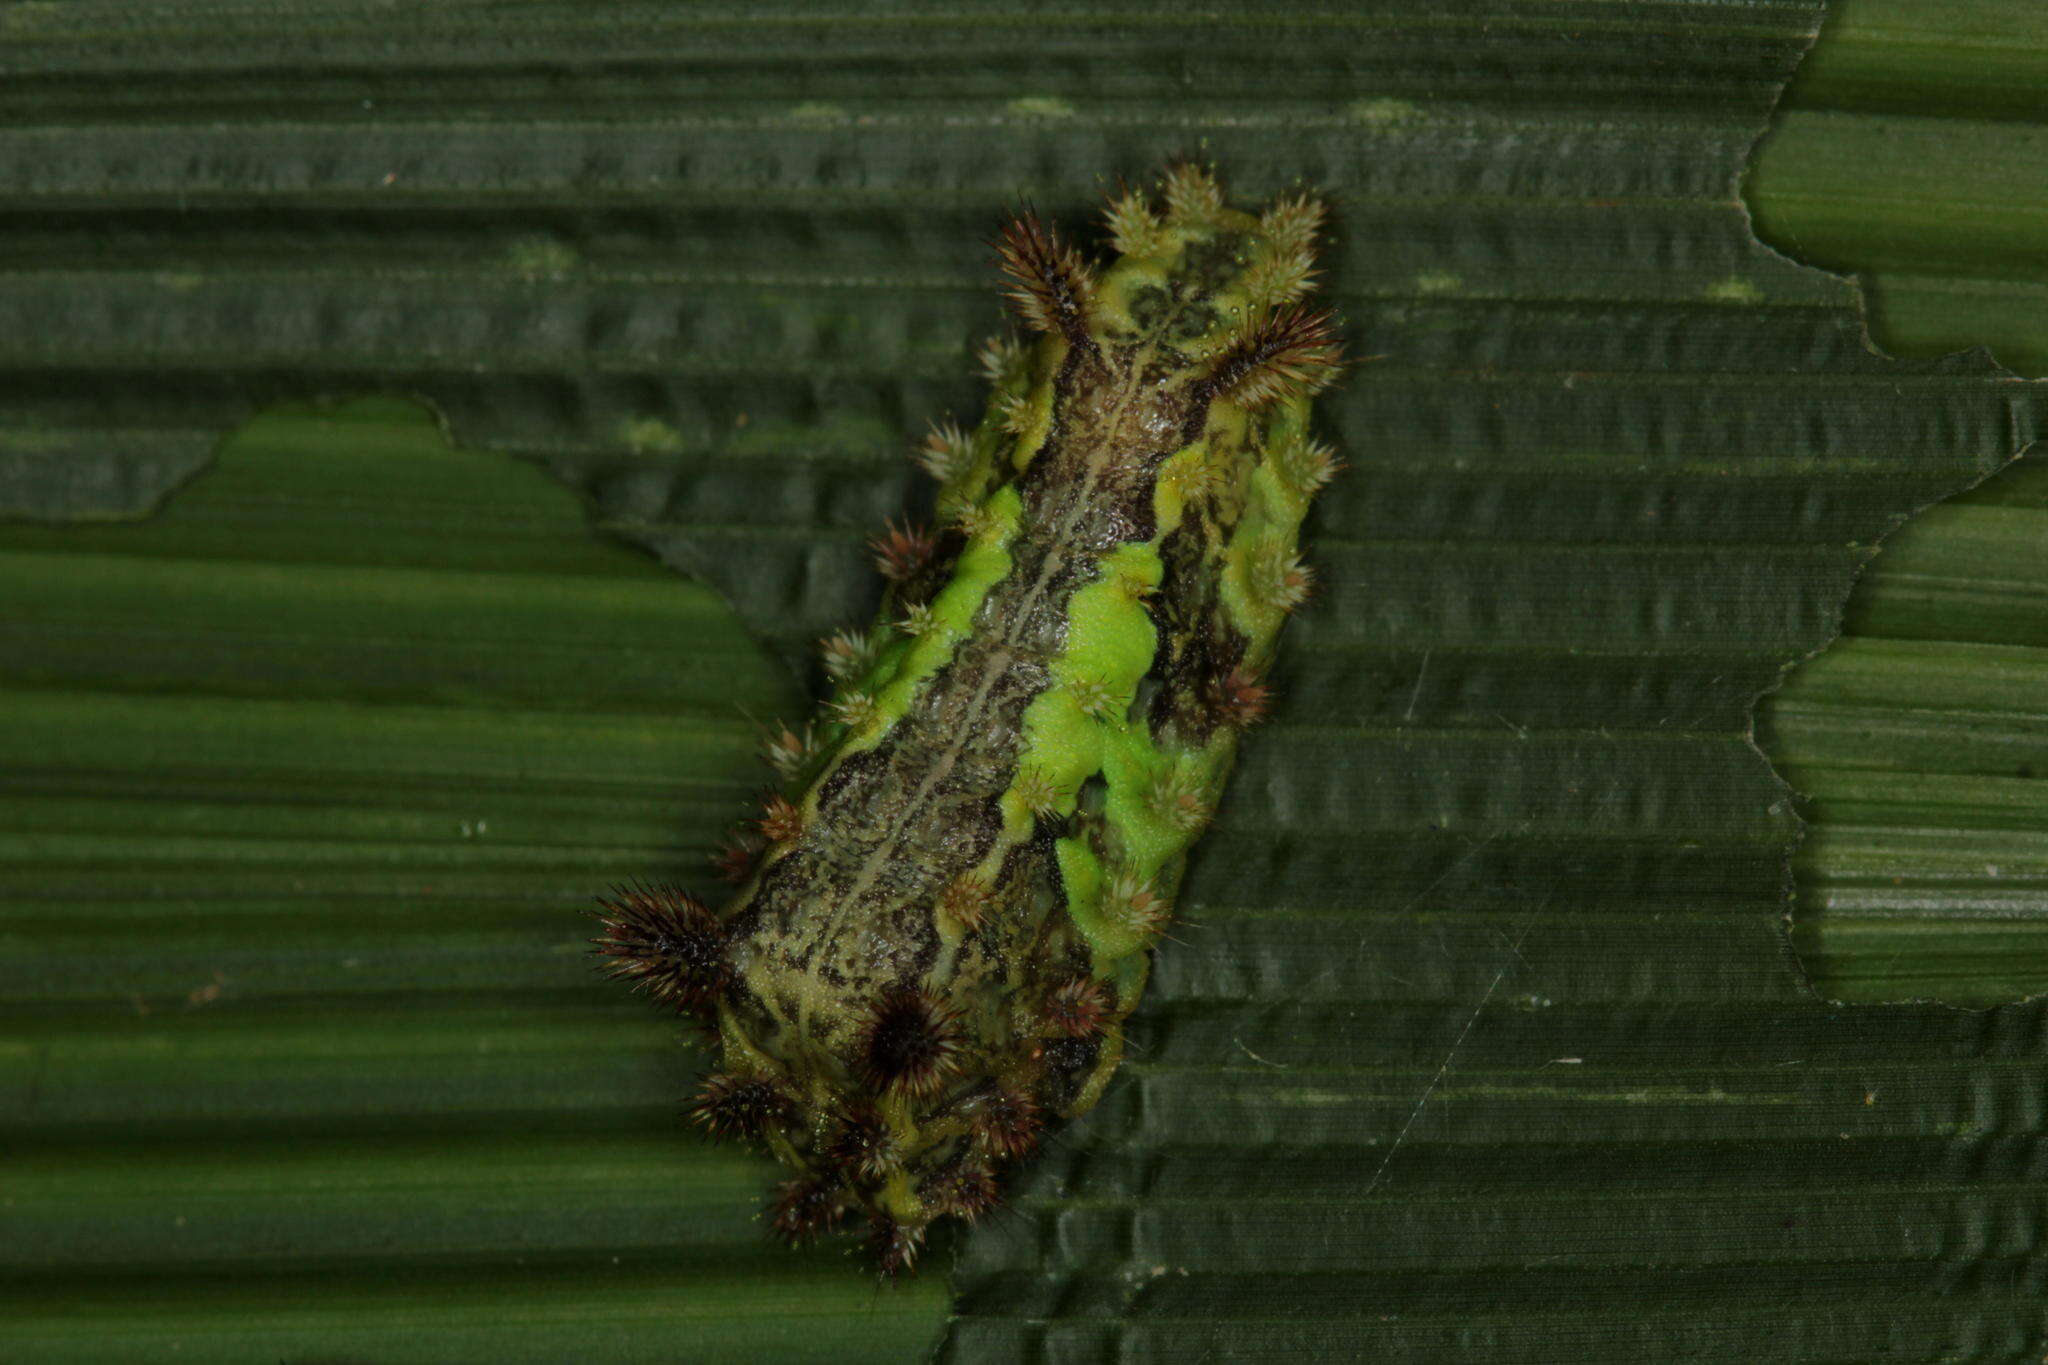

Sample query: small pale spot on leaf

[618,416,685,455]
[1705,276,1765,304]
[504,236,578,278]
[1006,95,1076,119]
[1349,97,1421,127]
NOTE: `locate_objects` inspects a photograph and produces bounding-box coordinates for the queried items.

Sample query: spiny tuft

[938,873,994,933]
[760,723,813,782]
[688,1072,791,1140]
[1251,541,1316,613]
[767,1176,848,1245]
[829,690,881,732]
[923,1160,1002,1223]
[1275,435,1343,497]
[1102,864,1175,938]
[1165,451,1225,503]
[971,1087,1043,1160]
[977,333,1028,386]
[1242,247,1318,309]
[1111,562,1158,604]
[857,989,968,1098]
[818,628,877,683]
[1045,976,1115,1037]
[1012,767,1066,819]
[947,499,1000,539]
[865,1215,927,1279]
[868,518,937,582]
[1065,674,1123,722]
[1147,762,1211,834]
[757,794,805,845]
[995,390,1035,436]
[824,1107,905,1180]
[1161,161,1226,223]
[995,210,1093,340]
[1206,304,1343,408]
[590,884,728,1013]
[1260,191,1327,256]
[1103,186,1163,256]
[1209,665,1273,728]
[914,420,973,482]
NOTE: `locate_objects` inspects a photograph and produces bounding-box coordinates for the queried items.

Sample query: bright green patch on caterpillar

[595,164,1342,1275]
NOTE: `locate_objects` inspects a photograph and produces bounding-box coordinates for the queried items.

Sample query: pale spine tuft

[1260,192,1327,257]
[915,421,973,482]
[1161,162,1226,223]
[1103,188,1164,257]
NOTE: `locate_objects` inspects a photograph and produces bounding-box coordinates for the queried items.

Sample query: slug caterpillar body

[597,164,1341,1274]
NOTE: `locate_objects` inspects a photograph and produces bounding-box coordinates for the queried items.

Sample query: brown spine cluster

[995,209,1093,342]
[592,860,1110,1275]
[593,864,1103,1274]
[1203,303,1342,409]
[591,883,728,1014]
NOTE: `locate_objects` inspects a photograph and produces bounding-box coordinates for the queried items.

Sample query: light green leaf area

[1753,0,2048,1008]
[5,1,2048,1361]
[1765,453,2048,1007]
[0,402,946,1360]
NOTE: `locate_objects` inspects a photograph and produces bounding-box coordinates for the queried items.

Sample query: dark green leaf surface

[5,2,2048,1361]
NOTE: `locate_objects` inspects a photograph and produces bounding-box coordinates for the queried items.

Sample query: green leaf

[1751,0,2048,1009]
[6,2,2048,1360]
[1,402,948,1357]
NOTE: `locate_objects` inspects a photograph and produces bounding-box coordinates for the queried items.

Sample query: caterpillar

[595,163,1341,1274]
